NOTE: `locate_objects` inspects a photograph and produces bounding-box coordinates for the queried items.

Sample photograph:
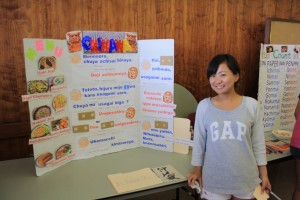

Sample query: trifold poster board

[22,31,177,176]
[258,44,300,131]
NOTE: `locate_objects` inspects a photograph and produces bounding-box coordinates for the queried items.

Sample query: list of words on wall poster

[258,44,300,131]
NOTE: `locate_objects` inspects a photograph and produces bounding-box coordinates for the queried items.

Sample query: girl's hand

[258,165,271,193]
[260,175,271,194]
[187,166,202,189]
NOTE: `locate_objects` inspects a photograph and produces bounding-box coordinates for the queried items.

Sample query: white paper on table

[108,168,163,193]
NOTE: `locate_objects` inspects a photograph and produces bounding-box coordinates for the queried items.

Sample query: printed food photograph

[35,152,53,168]
[38,56,56,70]
[51,117,69,131]
[52,94,67,110]
[27,80,49,94]
[55,144,72,159]
[31,124,50,138]
[32,105,52,120]
[48,76,64,87]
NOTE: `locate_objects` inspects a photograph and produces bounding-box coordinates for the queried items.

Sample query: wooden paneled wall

[1,0,300,160]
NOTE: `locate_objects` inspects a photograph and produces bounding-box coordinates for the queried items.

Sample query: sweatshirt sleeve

[248,97,267,166]
[191,99,208,166]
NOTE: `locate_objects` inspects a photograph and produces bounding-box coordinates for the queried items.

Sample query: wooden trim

[264,18,271,44]
[0,122,31,139]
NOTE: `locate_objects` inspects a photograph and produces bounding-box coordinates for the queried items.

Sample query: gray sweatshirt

[191,96,267,194]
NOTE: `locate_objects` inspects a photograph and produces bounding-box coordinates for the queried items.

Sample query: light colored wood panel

[270,20,300,44]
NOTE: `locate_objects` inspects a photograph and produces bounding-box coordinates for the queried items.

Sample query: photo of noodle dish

[55,144,72,159]
[52,94,67,110]
[33,105,51,120]
[27,80,49,94]
[31,124,50,138]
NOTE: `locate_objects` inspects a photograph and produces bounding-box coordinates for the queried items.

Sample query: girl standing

[187,54,271,200]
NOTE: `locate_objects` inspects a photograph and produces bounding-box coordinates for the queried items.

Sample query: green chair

[174,83,198,118]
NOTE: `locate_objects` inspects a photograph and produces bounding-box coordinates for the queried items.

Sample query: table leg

[176,188,180,200]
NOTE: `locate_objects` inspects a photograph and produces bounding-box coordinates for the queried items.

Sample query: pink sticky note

[35,40,44,51]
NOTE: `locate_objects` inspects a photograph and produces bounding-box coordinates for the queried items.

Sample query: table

[265,131,293,163]
[0,132,293,200]
[0,147,193,200]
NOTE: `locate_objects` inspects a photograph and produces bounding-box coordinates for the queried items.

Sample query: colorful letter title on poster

[65,31,141,160]
[258,44,300,131]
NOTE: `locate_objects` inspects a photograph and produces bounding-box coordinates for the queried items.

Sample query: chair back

[174,83,198,118]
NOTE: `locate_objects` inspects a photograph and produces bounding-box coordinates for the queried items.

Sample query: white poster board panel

[258,44,300,131]
[67,53,140,160]
[23,39,73,176]
[138,40,175,152]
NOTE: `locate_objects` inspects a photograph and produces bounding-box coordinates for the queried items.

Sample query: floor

[267,158,295,200]
[129,159,295,200]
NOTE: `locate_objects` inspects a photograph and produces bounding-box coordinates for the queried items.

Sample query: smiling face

[163,91,173,103]
[209,62,239,95]
[126,107,135,119]
[128,67,138,79]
